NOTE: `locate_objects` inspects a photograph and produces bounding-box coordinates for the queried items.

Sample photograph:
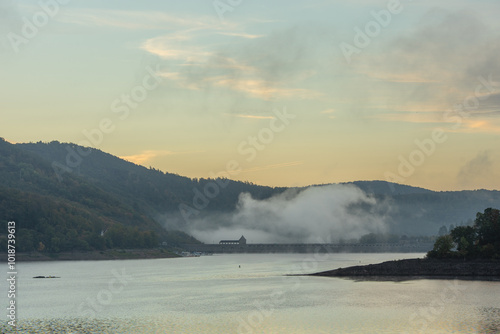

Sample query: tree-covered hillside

[1,138,499,253]
[18,141,286,214]
[0,138,198,252]
[381,190,500,235]
[0,138,284,252]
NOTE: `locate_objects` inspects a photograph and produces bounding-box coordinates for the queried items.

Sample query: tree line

[427,208,500,259]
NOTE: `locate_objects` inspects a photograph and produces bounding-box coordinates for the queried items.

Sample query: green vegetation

[0,178,161,253]
[0,138,195,253]
[2,137,500,256]
[0,138,279,254]
[18,140,285,214]
[19,141,500,236]
[427,208,500,259]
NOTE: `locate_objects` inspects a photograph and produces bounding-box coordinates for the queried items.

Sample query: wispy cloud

[321,108,335,114]
[224,113,276,120]
[453,119,500,133]
[178,56,258,73]
[341,9,500,132]
[320,108,336,119]
[218,32,264,39]
[357,69,441,84]
[142,23,324,101]
[456,151,498,189]
[375,111,443,124]
[141,34,213,61]
[213,77,321,100]
[120,149,204,165]
[58,9,220,30]
[158,62,321,100]
[120,150,173,165]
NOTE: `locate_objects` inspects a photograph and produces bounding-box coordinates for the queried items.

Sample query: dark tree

[427,235,454,258]
[450,226,476,256]
[474,208,500,252]
[428,208,500,259]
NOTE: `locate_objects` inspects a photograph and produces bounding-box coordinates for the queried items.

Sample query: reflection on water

[2,318,235,334]
[478,307,500,334]
[2,254,499,333]
[1,318,150,334]
[2,310,500,334]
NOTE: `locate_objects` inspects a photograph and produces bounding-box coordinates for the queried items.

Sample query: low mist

[177,184,391,244]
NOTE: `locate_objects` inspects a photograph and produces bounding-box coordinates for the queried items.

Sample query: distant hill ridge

[348,180,432,195]
[1,138,499,253]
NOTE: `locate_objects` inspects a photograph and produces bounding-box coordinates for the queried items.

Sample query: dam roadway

[180,242,434,254]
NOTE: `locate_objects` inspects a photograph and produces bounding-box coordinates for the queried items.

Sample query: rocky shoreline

[310,258,500,281]
[3,248,180,262]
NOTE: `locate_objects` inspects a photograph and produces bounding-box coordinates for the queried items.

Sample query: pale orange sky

[2,0,500,190]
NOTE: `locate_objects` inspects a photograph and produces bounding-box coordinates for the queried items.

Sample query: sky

[1,0,500,191]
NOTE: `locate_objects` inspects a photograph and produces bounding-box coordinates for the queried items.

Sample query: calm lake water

[2,253,500,333]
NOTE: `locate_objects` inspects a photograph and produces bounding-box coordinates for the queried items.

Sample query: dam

[181,236,434,254]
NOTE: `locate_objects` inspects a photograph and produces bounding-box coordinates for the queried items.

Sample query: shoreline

[309,258,500,281]
[2,248,180,262]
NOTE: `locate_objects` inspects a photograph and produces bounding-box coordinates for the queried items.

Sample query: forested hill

[17,141,285,213]
[0,138,285,252]
[347,181,500,235]
[348,180,432,196]
[0,138,201,252]
[1,138,500,253]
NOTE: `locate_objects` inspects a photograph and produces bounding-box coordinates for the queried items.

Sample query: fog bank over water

[186,184,391,243]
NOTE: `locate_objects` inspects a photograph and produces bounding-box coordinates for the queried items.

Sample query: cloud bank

[178,184,390,243]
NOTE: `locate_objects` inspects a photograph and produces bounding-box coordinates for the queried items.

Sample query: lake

[2,253,500,333]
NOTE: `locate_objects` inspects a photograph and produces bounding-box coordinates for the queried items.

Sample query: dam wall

[180,242,434,254]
